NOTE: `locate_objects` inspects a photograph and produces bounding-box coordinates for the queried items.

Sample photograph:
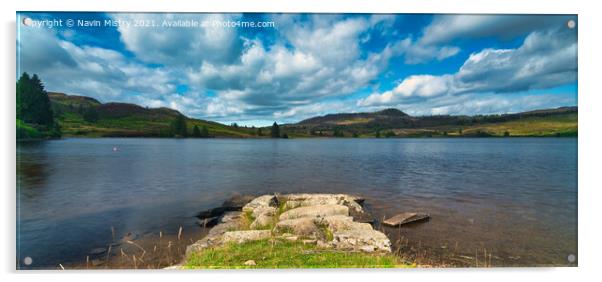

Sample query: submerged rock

[197,216,220,228]
[89,247,107,255]
[382,212,430,227]
[196,206,240,219]
[195,194,255,222]
[222,194,255,208]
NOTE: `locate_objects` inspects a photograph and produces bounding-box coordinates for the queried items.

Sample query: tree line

[170,114,211,138]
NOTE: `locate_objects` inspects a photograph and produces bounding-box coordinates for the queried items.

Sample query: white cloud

[18,13,578,124]
[182,15,400,121]
[419,15,575,45]
[111,13,243,66]
[393,37,460,64]
[358,28,577,107]
[18,27,179,103]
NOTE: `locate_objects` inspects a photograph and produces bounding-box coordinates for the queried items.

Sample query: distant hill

[45,92,577,138]
[48,92,257,138]
[299,108,409,126]
[283,106,577,138]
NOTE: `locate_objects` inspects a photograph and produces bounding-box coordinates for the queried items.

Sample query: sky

[17,13,577,126]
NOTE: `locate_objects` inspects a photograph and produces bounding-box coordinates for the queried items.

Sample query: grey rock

[333,229,391,252]
[250,214,274,229]
[244,260,256,266]
[382,212,430,227]
[274,217,320,237]
[251,206,277,218]
[279,204,349,220]
[316,215,373,233]
[282,194,364,213]
[242,195,278,213]
[223,230,272,244]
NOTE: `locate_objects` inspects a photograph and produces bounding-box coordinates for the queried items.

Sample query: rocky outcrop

[185,193,392,258]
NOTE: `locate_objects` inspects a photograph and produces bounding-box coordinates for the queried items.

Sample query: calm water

[17,138,577,268]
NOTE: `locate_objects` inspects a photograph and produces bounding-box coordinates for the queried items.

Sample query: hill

[48,92,256,138]
[282,107,577,138]
[45,92,577,139]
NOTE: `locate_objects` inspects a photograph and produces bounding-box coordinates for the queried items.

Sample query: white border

[3,1,601,282]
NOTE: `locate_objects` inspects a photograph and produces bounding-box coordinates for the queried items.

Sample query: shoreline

[18,135,578,141]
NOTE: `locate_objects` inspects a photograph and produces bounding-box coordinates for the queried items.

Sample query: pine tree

[192,125,201,137]
[16,73,54,128]
[270,122,280,138]
[201,126,209,137]
[171,114,187,137]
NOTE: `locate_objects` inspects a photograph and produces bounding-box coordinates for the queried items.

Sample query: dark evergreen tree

[171,114,188,137]
[16,73,54,127]
[201,125,209,137]
[270,122,280,138]
[192,125,201,137]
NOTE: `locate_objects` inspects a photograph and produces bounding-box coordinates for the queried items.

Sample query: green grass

[16,119,60,139]
[184,239,410,269]
[462,113,578,137]
[16,119,43,139]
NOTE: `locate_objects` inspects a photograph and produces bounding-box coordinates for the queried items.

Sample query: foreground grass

[185,239,412,269]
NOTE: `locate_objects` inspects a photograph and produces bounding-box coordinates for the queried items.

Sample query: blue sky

[17,13,577,126]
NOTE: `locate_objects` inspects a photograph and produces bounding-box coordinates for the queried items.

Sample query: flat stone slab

[382,212,430,227]
[279,204,349,220]
[282,193,364,213]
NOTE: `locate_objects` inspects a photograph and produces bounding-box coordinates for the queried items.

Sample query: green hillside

[48,92,256,138]
[281,107,578,138]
